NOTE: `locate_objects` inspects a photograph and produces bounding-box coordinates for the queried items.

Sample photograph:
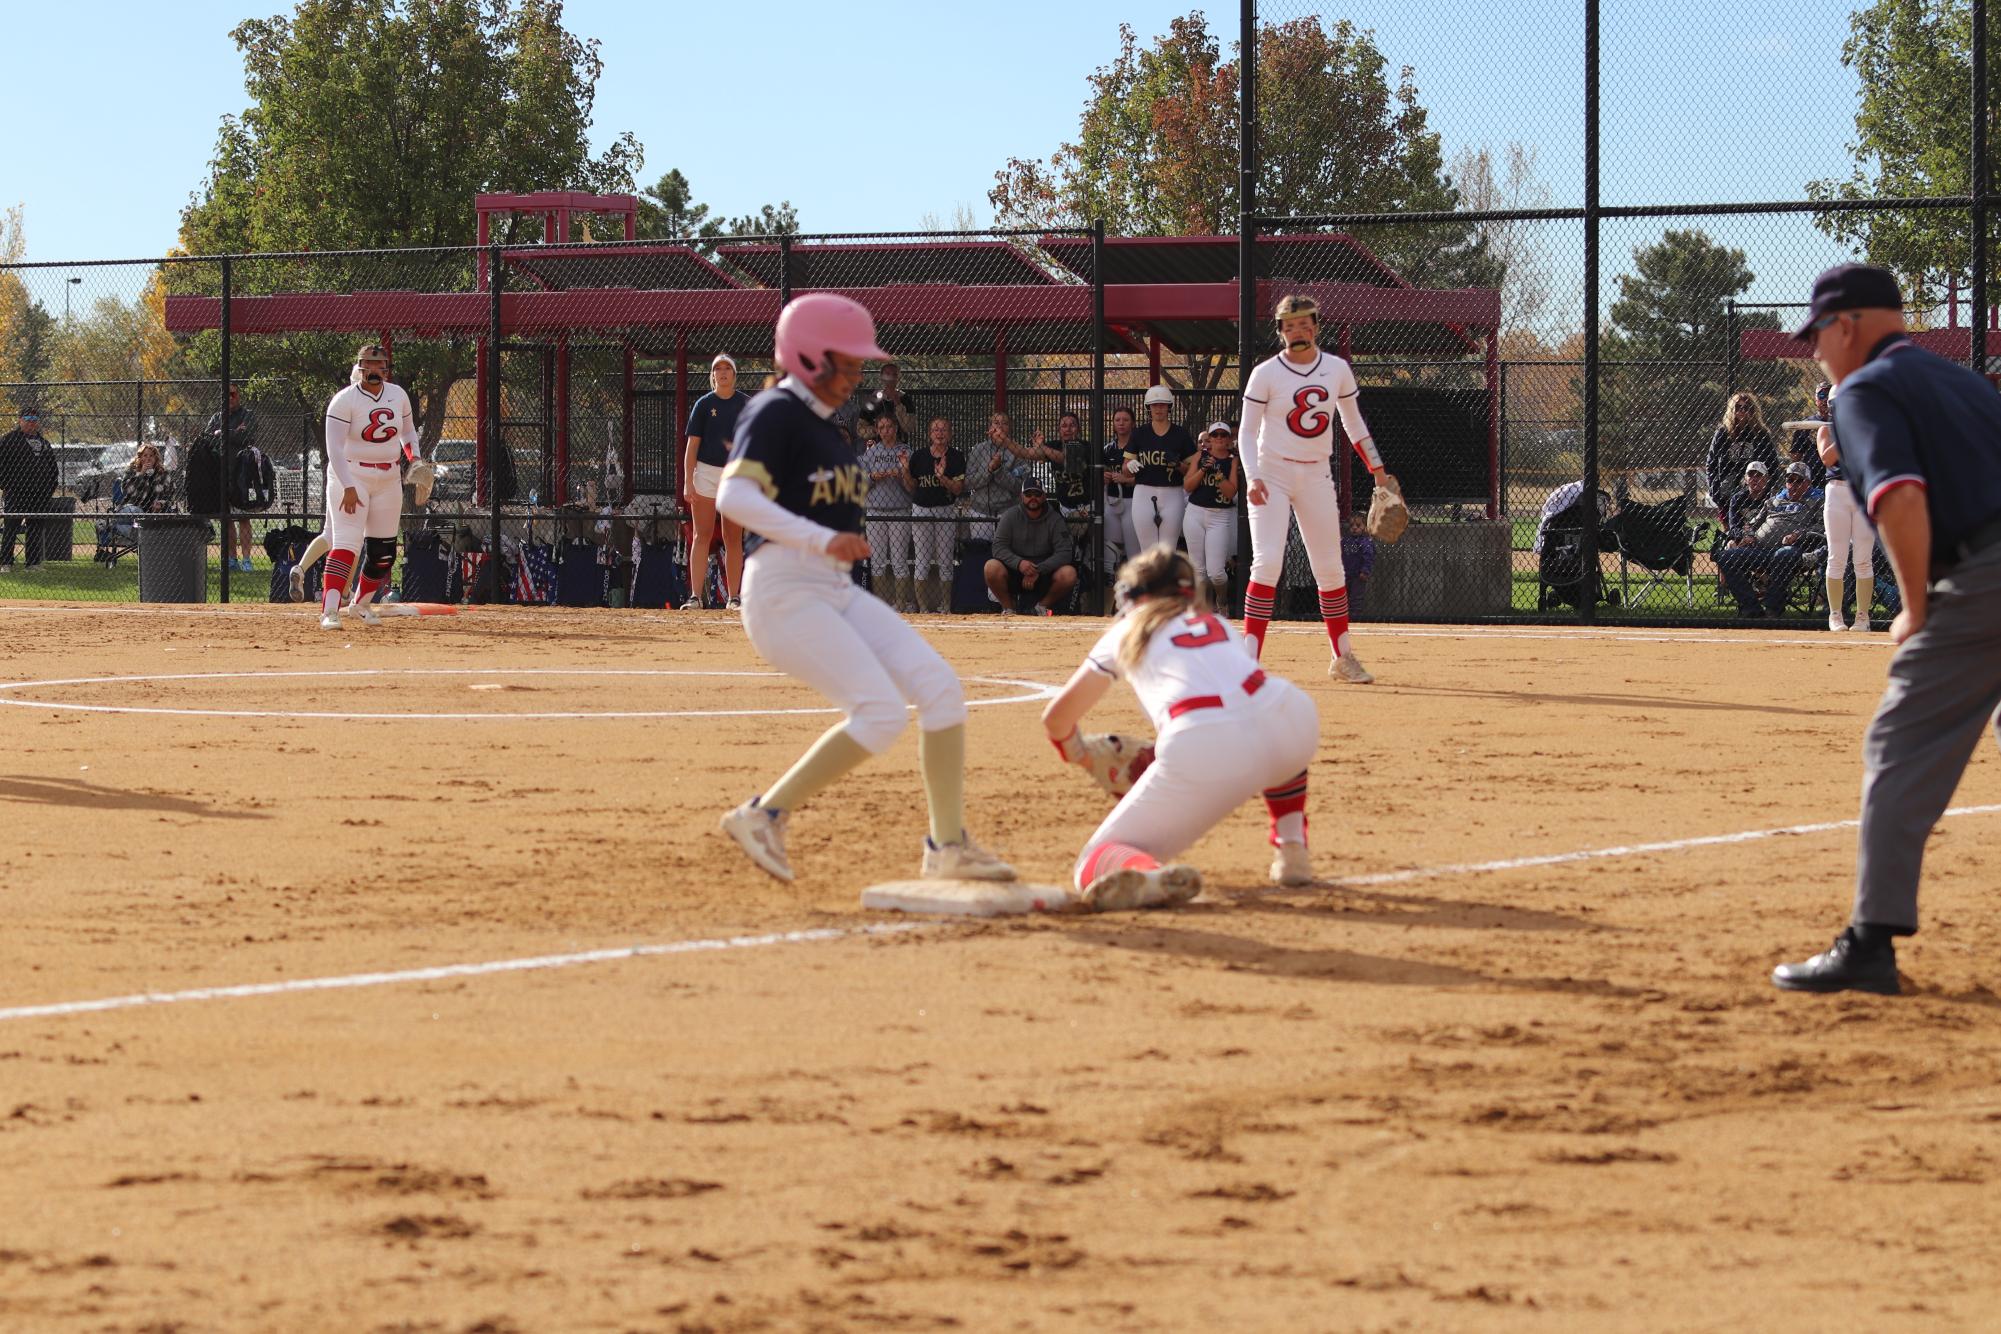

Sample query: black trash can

[137,516,210,603]
[41,497,77,563]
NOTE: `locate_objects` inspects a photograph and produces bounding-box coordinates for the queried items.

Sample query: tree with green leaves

[1598,229,1793,473]
[636,169,799,250]
[1810,0,1989,305]
[988,12,1495,387]
[175,0,642,448]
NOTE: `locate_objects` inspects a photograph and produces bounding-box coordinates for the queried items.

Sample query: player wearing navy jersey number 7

[1239,295,1399,683]
[714,293,1015,885]
[1042,546,1321,909]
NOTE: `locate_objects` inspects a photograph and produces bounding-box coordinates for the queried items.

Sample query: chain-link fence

[2,2,1989,622]
[1247,0,1994,626]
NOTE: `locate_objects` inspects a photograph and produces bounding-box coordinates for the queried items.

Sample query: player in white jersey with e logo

[317,344,421,628]
[1238,295,1400,683]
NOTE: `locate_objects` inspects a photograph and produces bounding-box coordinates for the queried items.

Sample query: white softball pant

[740,542,966,754]
[326,462,403,549]
[867,512,913,578]
[1130,485,1187,555]
[1074,683,1319,885]
[911,506,956,577]
[1248,454,1344,589]
[1823,479,1873,577]
[1103,495,1136,575]
[1182,503,1236,583]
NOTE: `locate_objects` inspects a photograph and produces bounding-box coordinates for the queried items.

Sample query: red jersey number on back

[1169,611,1230,649]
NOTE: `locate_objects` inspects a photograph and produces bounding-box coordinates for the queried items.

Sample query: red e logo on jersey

[1286,386,1331,439]
[360,408,398,443]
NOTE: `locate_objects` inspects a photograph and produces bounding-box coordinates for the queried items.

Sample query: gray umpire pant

[1853,540,2001,931]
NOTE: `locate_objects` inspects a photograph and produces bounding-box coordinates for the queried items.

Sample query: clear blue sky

[11,0,1869,310]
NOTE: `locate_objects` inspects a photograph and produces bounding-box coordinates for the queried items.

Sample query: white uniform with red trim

[1073,608,1319,883]
[1238,349,1381,588]
[323,381,418,548]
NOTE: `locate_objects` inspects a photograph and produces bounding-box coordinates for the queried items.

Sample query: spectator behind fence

[1716,460,1823,618]
[862,360,916,441]
[1705,392,1778,518]
[122,444,171,514]
[1102,406,1138,573]
[862,408,915,612]
[196,384,261,572]
[1787,381,1829,488]
[1048,411,1096,564]
[984,476,1077,616]
[964,412,1025,543]
[0,407,59,572]
[1180,421,1240,609]
[904,416,964,614]
[681,352,747,610]
[227,396,278,574]
[1343,512,1377,618]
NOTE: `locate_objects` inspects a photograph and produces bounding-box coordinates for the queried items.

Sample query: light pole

[64,275,80,325]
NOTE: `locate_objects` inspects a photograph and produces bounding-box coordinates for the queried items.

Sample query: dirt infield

[3,605,1999,1331]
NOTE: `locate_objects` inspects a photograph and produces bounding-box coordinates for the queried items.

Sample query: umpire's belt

[1936,512,2001,578]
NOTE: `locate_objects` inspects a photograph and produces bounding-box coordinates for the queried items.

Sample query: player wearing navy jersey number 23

[714,293,1014,885]
[1041,546,1322,909]
[1239,295,1401,684]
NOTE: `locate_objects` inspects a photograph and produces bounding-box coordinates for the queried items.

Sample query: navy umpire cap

[1792,264,1903,339]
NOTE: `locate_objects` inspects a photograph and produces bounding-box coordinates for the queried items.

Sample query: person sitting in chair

[1715,461,1823,618]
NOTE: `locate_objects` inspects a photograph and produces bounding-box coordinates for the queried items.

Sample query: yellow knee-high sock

[1854,575,1873,621]
[919,723,966,845]
[1825,578,1844,621]
[762,725,872,815]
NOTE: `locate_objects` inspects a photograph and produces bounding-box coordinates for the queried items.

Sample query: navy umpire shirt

[1833,334,2001,569]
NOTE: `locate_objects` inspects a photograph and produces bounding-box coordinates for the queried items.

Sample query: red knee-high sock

[1075,840,1161,891]
[1319,586,1351,658]
[1262,770,1310,846]
[356,571,385,603]
[321,550,355,616]
[1242,581,1278,658]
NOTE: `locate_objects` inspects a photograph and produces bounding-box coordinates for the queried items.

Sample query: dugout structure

[163,192,1502,522]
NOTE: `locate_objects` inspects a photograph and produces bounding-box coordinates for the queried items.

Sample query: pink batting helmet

[774,293,889,383]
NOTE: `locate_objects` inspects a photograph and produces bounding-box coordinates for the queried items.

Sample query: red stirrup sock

[1242,581,1278,658]
[321,550,355,617]
[1263,770,1310,846]
[355,574,384,603]
[1318,586,1351,658]
[1075,840,1161,891]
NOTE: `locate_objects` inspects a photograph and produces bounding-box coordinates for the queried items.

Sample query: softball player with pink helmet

[1041,545,1321,909]
[715,293,1014,885]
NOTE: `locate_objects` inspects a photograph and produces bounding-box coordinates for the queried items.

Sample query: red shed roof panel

[716,239,1065,289]
[503,244,742,292]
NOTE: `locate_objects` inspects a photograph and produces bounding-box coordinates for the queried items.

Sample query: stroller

[1534,488,1620,612]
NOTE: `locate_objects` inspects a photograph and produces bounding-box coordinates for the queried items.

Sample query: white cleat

[289,565,307,602]
[1080,863,1202,912]
[719,800,793,882]
[1330,649,1375,684]
[351,600,382,626]
[319,609,343,630]
[1828,615,1847,632]
[1850,617,1873,633]
[1270,841,1314,887]
[922,834,1016,882]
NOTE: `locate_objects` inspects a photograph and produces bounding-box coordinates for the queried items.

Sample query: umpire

[1774,264,2001,995]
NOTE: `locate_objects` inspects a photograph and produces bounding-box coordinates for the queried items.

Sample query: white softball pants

[326,462,403,549]
[740,543,966,754]
[1182,503,1237,583]
[1103,495,1136,575]
[1074,684,1319,885]
[1823,480,1873,578]
[911,506,956,578]
[1248,454,1345,589]
[867,512,913,578]
[1130,484,1187,555]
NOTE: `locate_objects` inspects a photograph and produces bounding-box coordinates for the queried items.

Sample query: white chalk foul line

[0,923,927,1023]
[0,668,1060,721]
[1327,802,2001,890]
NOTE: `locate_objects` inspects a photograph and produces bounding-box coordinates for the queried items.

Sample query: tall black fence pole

[1237,0,1258,617]
[1724,299,1738,399]
[1579,0,1602,623]
[218,255,233,604]
[489,242,504,576]
[1090,219,1108,614]
[1974,0,1989,379]
[778,234,793,308]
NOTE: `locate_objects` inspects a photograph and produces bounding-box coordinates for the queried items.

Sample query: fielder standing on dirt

[318,345,422,629]
[714,293,1015,886]
[1774,264,2001,995]
[1238,295,1400,684]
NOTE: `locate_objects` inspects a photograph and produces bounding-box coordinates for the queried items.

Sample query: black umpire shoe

[1772,927,1900,995]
